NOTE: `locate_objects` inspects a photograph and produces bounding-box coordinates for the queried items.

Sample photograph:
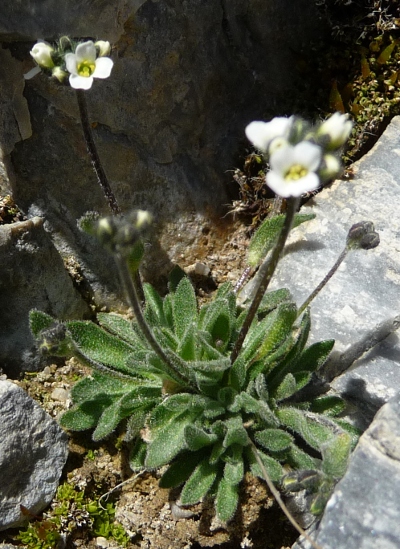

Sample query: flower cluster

[245,113,353,198]
[27,38,113,90]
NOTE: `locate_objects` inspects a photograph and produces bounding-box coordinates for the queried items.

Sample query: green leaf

[66,321,136,374]
[309,395,346,416]
[172,277,198,339]
[248,213,315,267]
[159,451,204,488]
[223,417,250,448]
[255,429,293,452]
[176,322,197,361]
[143,283,166,327]
[292,339,335,374]
[277,407,338,451]
[285,443,319,469]
[246,447,283,482]
[93,391,160,441]
[215,478,239,522]
[256,303,297,361]
[29,309,55,338]
[266,309,311,390]
[184,425,218,451]
[257,288,294,316]
[60,396,112,431]
[180,459,218,505]
[223,452,244,486]
[321,432,352,479]
[145,408,202,468]
[129,438,147,470]
[231,392,279,426]
[274,373,298,401]
[97,312,147,349]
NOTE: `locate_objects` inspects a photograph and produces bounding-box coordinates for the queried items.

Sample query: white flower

[266,142,322,197]
[317,112,353,150]
[245,117,292,154]
[95,40,111,57]
[30,41,55,69]
[65,41,113,90]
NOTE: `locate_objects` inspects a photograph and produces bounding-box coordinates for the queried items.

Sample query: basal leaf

[321,432,352,479]
[159,451,204,488]
[256,303,297,361]
[60,396,112,431]
[309,395,346,416]
[255,429,293,452]
[277,407,338,451]
[143,283,166,327]
[97,312,146,349]
[215,478,239,522]
[246,447,283,482]
[129,438,147,470]
[292,339,335,374]
[248,213,315,267]
[29,309,56,338]
[145,408,202,468]
[184,425,218,451]
[180,459,218,505]
[274,373,298,401]
[66,321,136,374]
[172,277,198,339]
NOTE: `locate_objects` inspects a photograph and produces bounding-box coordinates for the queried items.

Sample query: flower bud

[52,66,68,83]
[95,40,111,57]
[346,221,380,250]
[318,154,342,182]
[30,41,55,69]
[317,112,353,151]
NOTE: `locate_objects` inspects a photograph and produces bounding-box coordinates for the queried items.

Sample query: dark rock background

[0,0,329,374]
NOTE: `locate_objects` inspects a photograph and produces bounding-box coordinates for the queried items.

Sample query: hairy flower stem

[250,442,323,549]
[76,89,121,216]
[115,254,193,389]
[297,247,348,318]
[231,197,300,363]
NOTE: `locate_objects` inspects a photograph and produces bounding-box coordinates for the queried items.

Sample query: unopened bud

[346,221,380,250]
[38,323,73,357]
[95,40,111,57]
[52,66,68,82]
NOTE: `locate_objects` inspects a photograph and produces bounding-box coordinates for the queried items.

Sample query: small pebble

[51,387,69,402]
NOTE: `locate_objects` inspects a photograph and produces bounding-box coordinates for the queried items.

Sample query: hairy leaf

[172,277,198,339]
[97,312,146,349]
[246,447,283,482]
[180,459,218,505]
[29,309,56,338]
[184,425,218,451]
[159,451,205,488]
[215,478,239,522]
[248,213,316,267]
[321,432,352,479]
[66,321,136,374]
[255,429,293,452]
[143,283,166,327]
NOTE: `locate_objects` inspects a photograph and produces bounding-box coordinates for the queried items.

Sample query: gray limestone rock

[0,217,89,377]
[292,394,400,549]
[0,380,69,531]
[266,116,400,426]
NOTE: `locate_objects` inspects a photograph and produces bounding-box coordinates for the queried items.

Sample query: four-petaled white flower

[30,41,55,69]
[317,112,353,150]
[245,117,292,154]
[65,41,113,90]
[266,142,322,197]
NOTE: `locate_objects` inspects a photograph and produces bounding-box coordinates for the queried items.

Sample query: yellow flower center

[284,164,308,181]
[77,60,96,77]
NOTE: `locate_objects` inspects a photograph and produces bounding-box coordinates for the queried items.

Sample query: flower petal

[292,142,322,172]
[69,74,94,90]
[93,57,114,79]
[245,117,292,152]
[74,41,96,63]
[65,53,78,75]
[266,171,320,197]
